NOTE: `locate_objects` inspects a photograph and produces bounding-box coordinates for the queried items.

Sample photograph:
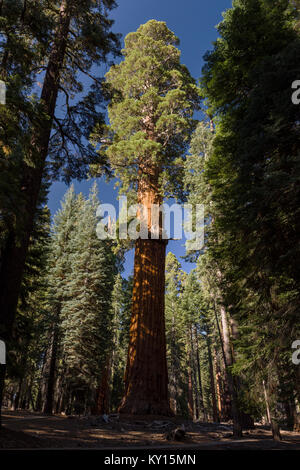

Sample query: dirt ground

[0,410,300,450]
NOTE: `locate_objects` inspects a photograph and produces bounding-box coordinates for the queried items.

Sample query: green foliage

[109,274,132,411]
[0,0,120,260]
[165,253,187,415]
[195,0,300,419]
[5,203,51,405]
[92,19,200,200]
[53,184,117,402]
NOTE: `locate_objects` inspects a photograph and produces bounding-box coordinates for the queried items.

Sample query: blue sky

[48,0,232,277]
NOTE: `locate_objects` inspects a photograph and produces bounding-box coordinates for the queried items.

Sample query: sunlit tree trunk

[212,299,232,420]
[213,346,223,420]
[119,167,171,415]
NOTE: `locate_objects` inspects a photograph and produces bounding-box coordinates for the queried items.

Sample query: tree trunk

[213,346,223,420]
[119,238,171,415]
[187,356,194,420]
[169,310,178,415]
[213,300,232,421]
[42,325,59,415]
[271,419,282,441]
[195,328,206,421]
[119,161,171,416]
[0,0,70,342]
[13,377,23,411]
[262,380,271,424]
[94,356,112,415]
[220,305,242,438]
[206,331,219,422]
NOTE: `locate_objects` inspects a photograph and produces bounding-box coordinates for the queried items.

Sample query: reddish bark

[119,237,171,415]
[213,346,223,418]
[119,160,172,416]
[220,305,242,437]
[94,357,112,415]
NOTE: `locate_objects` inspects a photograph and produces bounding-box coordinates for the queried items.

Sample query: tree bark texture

[119,164,171,415]
[119,238,171,415]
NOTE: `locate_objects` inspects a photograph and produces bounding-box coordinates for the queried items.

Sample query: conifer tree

[42,185,79,414]
[96,273,132,413]
[1,205,50,423]
[58,183,116,413]
[0,1,120,418]
[165,252,186,415]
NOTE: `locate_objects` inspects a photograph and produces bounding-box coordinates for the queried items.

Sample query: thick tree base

[120,238,172,418]
[119,397,173,417]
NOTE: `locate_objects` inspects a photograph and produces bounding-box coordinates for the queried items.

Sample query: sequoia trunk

[119,237,171,415]
[119,165,171,415]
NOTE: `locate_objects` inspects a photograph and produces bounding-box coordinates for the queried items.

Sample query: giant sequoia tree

[96,20,199,414]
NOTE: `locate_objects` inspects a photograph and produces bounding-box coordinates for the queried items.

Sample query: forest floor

[0,410,300,450]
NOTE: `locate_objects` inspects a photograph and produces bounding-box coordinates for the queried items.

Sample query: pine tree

[97,273,132,413]
[165,253,186,415]
[58,183,116,413]
[41,185,79,414]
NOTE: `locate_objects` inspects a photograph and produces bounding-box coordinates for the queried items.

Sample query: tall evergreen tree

[59,183,116,412]
[41,185,79,414]
[165,252,186,415]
